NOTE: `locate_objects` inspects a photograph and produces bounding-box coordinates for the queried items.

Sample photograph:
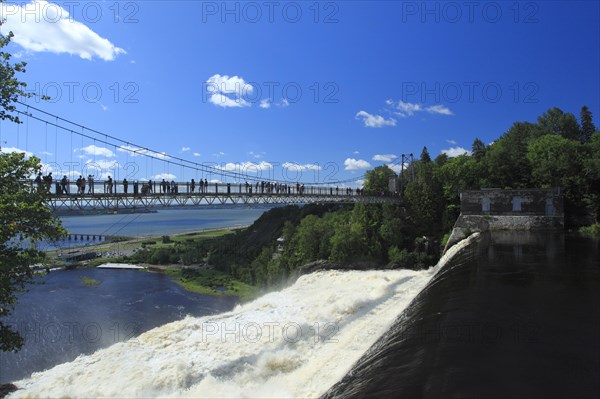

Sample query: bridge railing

[25,178,398,199]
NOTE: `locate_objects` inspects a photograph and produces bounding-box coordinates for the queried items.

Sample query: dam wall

[445,188,564,252]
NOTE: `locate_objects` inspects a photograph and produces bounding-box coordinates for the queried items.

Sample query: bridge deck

[46,192,399,211]
[24,179,400,210]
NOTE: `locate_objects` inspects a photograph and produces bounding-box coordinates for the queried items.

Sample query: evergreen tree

[472,138,486,161]
[580,105,597,143]
[420,146,431,163]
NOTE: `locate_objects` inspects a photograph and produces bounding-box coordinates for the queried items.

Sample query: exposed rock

[0,384,17,398]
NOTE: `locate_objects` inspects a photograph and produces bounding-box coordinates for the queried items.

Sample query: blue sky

[0,0,598,185]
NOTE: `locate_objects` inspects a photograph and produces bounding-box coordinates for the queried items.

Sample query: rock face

[0,384,17,398]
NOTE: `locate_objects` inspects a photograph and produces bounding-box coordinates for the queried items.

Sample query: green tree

[472,138,486,161]
[527,134,589,224]
[1,153,67,351]
[1,10,37,123]
[537,107,581,141]
[483,122,535,188]
[364,165,397,195]
[420,146,431,163]
[580,105,597,143]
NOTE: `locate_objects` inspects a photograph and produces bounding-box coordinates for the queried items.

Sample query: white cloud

[385,100,454,118]
[282,162,322,172]
[249,151,265,159]
[355,111,396,128]
[372,154,397,162]
[85,159,119,170]
[193,152,201,157]
[353,150,360,154]
[344,158,372,171]
[355,179,365,188]
[441,147,471,158]
[0,146,34,158]
[217,161,273,173]
[100,104,108,111]
[386,163,403,174]
[426,105,454,115]
[206,74,253,108]
[258,98,288,109]
[395,101,423,117]
[181,147,191,152]
[259,99,271,109]
[152,173,177,180]
[79,145,114,158]
[0,1,125,61]
[209,93,250,108]
[446,139,457,145]
[212,151,225,157]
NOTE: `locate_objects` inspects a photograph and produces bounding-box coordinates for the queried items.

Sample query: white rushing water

[11,262,463,398]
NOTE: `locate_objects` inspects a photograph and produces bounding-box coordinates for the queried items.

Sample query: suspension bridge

[26,178,399,211]
[2,102,407,211]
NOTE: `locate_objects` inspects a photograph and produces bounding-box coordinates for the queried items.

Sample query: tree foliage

[580,105,597,143]
[0,11,35,123]
[364,165,397,195]
[0,153,66,351]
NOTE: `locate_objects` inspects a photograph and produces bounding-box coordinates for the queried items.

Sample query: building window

[546,197,555,216]
[512,196,521,212]
[482,197,490,212]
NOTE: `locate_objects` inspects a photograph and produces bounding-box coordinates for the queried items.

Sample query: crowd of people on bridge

[32,174,369,197]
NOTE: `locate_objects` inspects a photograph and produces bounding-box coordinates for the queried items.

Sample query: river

[42,207,271,250]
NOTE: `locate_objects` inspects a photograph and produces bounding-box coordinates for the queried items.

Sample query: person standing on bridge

[190,178,195,193]
[80,176,86,195]
[87,175,94,194]
[123,178,129,195]
[204,179,208,192]
[44,172,53,193]
[61,175,68,195]
[133,180,139,196]
[35,172,43,192]
[107,176,113,194]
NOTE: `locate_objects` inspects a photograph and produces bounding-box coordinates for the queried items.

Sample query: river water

[323,231,600,398]
[0,268,239,385]
[42,207,271,250]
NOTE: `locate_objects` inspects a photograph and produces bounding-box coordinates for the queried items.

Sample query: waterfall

[11,268,439,398]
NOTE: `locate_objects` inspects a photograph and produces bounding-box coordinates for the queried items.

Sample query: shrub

[579,223,600,238]
[388,246,433,269]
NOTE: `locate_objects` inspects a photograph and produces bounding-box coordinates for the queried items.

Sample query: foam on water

[12,266,449,398]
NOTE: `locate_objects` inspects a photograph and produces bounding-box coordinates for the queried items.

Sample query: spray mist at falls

[12,267,442,398]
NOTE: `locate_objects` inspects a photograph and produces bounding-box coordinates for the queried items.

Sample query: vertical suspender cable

[25,106,29,153]
[44,122,48,164]
[54,117,58,165]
